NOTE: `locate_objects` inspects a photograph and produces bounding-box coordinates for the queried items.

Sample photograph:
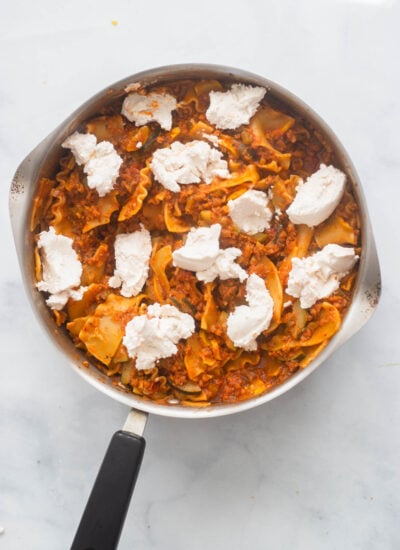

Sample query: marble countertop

[1,1,399,548]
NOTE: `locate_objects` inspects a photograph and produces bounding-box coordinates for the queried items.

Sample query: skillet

[9,64,381,550]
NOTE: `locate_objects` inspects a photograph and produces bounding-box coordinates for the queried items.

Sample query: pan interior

[10,64,381,418]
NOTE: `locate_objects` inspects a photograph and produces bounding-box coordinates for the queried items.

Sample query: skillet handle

[71,430,146,550]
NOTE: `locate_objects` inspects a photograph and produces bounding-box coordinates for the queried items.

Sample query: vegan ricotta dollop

[123,303,195,370]
[286,244,358,309]
[228,189,272,235]
[227,274,274,351]
[172,224,247,283]
[36,227,85,310]
[121,92,177,131]
[150,140,229,192]
[206,84,266,129]
[109,226,152,298]
[62,132,122,197]
[286,164,346,227]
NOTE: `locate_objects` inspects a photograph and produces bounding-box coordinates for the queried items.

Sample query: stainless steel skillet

[9,64,381,550]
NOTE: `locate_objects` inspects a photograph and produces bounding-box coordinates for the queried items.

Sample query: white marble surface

[1,1,399,548]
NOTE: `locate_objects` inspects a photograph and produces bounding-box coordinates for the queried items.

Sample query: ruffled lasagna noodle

[31,78,361,406]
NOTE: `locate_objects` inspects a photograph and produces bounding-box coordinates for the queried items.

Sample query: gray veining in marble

[1,1,399,548]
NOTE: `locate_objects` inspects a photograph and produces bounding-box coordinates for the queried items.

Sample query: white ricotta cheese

[206,83,266,130]
[197,247,248,283]
[36,226,84,310]
[121,92,177,131]
[172,224,221,272]
[124,82,141,93]
[286,164,346,227]
[123,303,195,370]
[62,132,123,197]
[172,224,247,283]
[150,140,230,192]
[61,131,97,165]
[84,141,123,197]
[202,132,220,146]
[286,244,358,308]
[109,226,152,297]
[227,273,274,351]
[46,286,88,311]
[228,189,272,235]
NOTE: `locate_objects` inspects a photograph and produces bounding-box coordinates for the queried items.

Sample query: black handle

[71,430,146,550]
